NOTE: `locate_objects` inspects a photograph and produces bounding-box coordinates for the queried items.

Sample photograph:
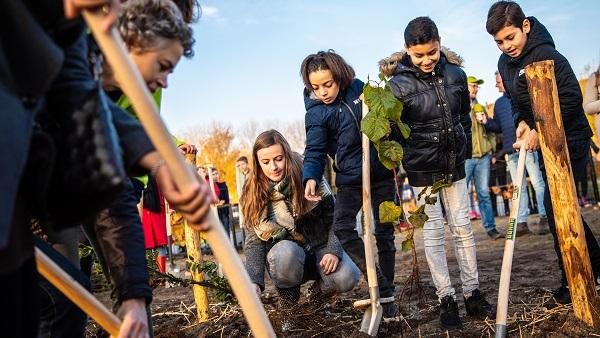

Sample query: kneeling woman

[242,130,359,312]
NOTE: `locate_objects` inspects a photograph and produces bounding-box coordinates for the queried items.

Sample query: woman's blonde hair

[118,0,195,57]
[240,130,309,229]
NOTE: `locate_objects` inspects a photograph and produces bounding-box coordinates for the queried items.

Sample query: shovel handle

[36,247,122,336]
[82,9,275,338]
[495,143,527,337]
[361,98,378,289]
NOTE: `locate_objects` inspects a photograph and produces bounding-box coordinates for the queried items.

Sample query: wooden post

[183,154,210,321]
[525,60,600,327]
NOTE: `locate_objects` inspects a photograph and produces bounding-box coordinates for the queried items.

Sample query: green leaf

[431,180,453,194]
[424,195,437,205]
[379,201,403,224]
[361,111,390,142]
[376,140,403,170]
[408,212,429,228]
[384,99,403,124]
[378,72,386,82]
[401,238,413,252]
[398,122,411,139]
[364,84,398,115]
[417,187,429,201]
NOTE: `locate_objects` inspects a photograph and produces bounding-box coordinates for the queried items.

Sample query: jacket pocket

[404,131,441,172]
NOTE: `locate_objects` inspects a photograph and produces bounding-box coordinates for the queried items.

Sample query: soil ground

[86,207,600,337]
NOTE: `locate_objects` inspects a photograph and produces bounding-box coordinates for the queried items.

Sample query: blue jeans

[413,179,479,300]
[506,151,547,223]
[266,240,360,295]
[465,154,496,231]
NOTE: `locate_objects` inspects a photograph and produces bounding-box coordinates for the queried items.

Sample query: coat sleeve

[584,72,600,115]
[483,115,502,133]
[243,228,267,290]
[303,109,329,185]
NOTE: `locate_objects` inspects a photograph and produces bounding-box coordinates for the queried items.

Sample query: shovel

[495,143,527,338]
[351,98,391,336]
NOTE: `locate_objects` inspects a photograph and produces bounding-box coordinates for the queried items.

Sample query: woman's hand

[320,254,339,275]
[63,0,120,32]
[116,298,149,338]
[155,164,216,231]
[304,179,321,202]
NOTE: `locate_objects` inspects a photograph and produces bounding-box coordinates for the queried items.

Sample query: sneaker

[580,197,593,208]
[439,296,462,330]
[487,228,503,240]
[530,216,549,235]
[306,282,327,310]
[468,210,478,220]
[515,222,531,237]
[382,301,398,318]
[464,289,495,319]
[543,285,571,308]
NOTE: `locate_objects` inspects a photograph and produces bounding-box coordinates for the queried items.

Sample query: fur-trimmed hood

[378,47,464,78]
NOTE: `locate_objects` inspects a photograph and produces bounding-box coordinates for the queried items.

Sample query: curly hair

[119,0,195,58]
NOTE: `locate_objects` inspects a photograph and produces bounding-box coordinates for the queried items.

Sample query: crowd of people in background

[2,0,600,337]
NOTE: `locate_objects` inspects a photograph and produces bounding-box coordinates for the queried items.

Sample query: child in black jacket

[487,0,600,305]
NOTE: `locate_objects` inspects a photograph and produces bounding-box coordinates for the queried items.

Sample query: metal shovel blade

[360,303,383,336]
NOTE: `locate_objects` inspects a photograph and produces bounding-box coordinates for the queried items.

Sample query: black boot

[306,282,329,310]
[277,286,301,333]
[464,289,495,319]
[543,285,571,308]
[440,296,462,330]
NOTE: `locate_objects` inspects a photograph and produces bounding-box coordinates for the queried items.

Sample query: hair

[300,50,355,93]
[236,156,248,163]
[170,0,201,23]
[486,1,527,35]
[404,17,440,47]
[240,130,308,229]
[118,0,195,58]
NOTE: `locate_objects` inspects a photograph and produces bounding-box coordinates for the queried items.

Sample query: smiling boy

[486,0,600,305]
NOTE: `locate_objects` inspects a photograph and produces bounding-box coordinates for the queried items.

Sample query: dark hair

[300,50,355,92]
[236,156,248,163]
[404,17,440,47]
[486,1,526,35]
[171,0,201,23]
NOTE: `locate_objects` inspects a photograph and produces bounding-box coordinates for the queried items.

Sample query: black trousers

[0,257,39,338]
[540,139,600,285]
[333,179,397,297]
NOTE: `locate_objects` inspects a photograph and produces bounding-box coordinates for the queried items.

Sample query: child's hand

[304,179,321,202]
[514,121,539,151]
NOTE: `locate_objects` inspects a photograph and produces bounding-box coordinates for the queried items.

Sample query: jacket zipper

[430,71,454,180]
[341,99,361,137]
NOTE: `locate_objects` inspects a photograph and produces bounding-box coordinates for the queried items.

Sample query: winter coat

[244,187,343,290]
[303,79,395,187]
[498,16,592,143]
[380,49,472,187]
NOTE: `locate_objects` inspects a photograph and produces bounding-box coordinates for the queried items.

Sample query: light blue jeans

[266,240,360,294]
[506,151,547,222]
[466,154,496,231]
[413,179,479,300]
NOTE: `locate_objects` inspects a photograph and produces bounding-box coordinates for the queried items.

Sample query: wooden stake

[525,60,600,327]
[184,154,210,321]
[35,247,121,336]
[83,9,275,337]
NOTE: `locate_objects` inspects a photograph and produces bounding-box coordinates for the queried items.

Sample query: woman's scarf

[253,178,334,242]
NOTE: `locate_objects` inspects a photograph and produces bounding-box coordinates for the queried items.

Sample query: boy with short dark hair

[486,0,600,305]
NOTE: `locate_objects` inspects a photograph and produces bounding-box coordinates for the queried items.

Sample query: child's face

[468,83,479,100]
[406,40,441,74]
[308,69,340,105]
[493,20,530,58]
[128,37,184,92]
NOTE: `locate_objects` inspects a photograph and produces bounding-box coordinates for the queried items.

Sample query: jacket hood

[511,16,554,63]
[303,78,363,111]
[378,46,464,78]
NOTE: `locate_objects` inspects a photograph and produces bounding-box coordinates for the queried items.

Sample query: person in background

[212,167,232,236]
[483,71,548,235]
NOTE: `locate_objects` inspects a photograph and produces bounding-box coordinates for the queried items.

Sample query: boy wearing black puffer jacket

[487,0,600,306]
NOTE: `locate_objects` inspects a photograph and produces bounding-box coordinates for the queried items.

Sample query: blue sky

[161,0,600,135]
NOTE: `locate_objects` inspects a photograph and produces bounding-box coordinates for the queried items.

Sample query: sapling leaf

[417,187,429,201]
[408,212,429,229]
[379,201,403,224]
[361,111,390,142]
[424,195,438,205]
[401,238,414,252]
[431,181,453,194]
[376,140,403,170]
[364,85,397,115]
[398,122,411,139]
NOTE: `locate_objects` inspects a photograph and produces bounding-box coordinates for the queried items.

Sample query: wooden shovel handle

[36,247,122,336]
[82,9,275,338]
[361,98,378,289]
